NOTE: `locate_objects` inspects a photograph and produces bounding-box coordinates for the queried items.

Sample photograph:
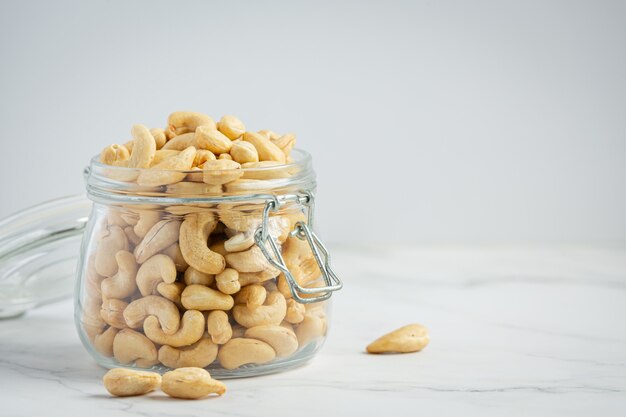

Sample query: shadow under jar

[75,149,342,378]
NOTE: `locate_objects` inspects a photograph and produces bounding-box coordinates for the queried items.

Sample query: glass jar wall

[75,149,341,378]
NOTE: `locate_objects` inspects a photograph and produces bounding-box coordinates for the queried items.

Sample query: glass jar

[75,149,342,378]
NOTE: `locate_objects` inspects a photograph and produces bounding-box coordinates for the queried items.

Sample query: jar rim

[84,148,316,204]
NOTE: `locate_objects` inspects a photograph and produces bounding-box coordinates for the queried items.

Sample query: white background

[1,0,624,244]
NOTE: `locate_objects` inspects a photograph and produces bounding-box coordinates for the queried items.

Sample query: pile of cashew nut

[81,112,328,372]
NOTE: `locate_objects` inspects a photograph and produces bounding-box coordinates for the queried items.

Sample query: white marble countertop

[1,245,625,416]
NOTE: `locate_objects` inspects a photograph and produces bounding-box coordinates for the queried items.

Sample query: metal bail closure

[254,193,343,304]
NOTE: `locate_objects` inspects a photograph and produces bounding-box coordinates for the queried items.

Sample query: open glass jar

[75,149,342,378]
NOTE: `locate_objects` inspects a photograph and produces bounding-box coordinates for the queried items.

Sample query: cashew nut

[285,299,305,324]
[183,266,214,286]
[181,285,234,311]
[81,295,106,341]
[217,338,276,370]
[196,126,233,154]
[202,159,243,185]
[179,212,225,274]
[224,232,255,252]
[242,132,286,163]
[100,298,129,329]
[94,326,118,357]
[95,226,129,277]
[112,124,157,182]
[124,226,142,246]
[123,295,181,334]
[277,235,321,298]
[150,149,180,166]
[238,269,280,287]
[158,337,219,369]
[219,152,233,160]
[167,111,215,137]
[217,115,246,139]
[136,254,177,296]
[150,127,167,149]
[194,149,216,166]
[233,291,286,328]
[366,324,429,354]
[137,146,197,186]
[157,282,186,307]
[113,328,158,367]
[162,132,197,150]
[244,325,298,358]
[225,245,279,274]
[271,133,296,157]
[215,268,240,295]
[206,310,232,344]
[257,129,280,140]
[101,250,138,299]
[133,210,161,238]
[161,367,226,399]
[294,314,326,348]
[103,368,162,397]
[161,242,189,272]
[230,141,259,164]
[134,220,181,263]
[144,309,205,347]
[100,144,130,166]
[234,284,266,310]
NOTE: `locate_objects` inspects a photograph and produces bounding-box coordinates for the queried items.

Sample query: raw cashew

[144,310,205,347]
[194,149,216,166]
[238,269,280,286]
[134,220,181,263]
[162,367,226,399]
[225,245,278,274]
[150,127,167,149]
[157,282,186,306]
[277,235,321,298]
[234,284,266,309]
[285,299,305,324]
[202,159,243,185]
[295,314,326,348]
[217,115,246,139]
[215,268,240,294]
[95,226,129,277]
[271,133,296,157]
[196,126,232,154]
[217,338,276,370]
[219,153,233,160]
[162,242,189,272]
[100,298,129,329]
[224,232,255,252]
[242,132,286,163]
[233,291,286,328]
[158,337,218,369]
[101,250,138,299]
[123,295,181,334]
[103,368,162,397]
[167,111,215,137]
[244,325,298,358]
[151,150,180,166]
[366,324,429,354]
[113,329,158,367]
[128,124,157,169]
[181,285,234,311]
[179,212,225,274]
[162,132,196,150]
[225,179,277,194]
[137,146,196,186]
[257,129,280,140]
[133,210,161,238]
[206,310,232,344]
[230,141,259,164]
[183,266,214,286]
[124,226,141,246]
[100,144,130,166]
[94,326,118,357]
[136,254,177,296]
[82,295,106,341]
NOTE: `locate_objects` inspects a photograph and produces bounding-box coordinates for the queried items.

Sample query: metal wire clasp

[254,191,343,304]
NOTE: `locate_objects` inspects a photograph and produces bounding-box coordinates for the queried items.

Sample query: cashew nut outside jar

[75,146,342,378]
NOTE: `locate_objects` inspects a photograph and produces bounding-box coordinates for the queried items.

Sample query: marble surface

[1,245,625,416]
